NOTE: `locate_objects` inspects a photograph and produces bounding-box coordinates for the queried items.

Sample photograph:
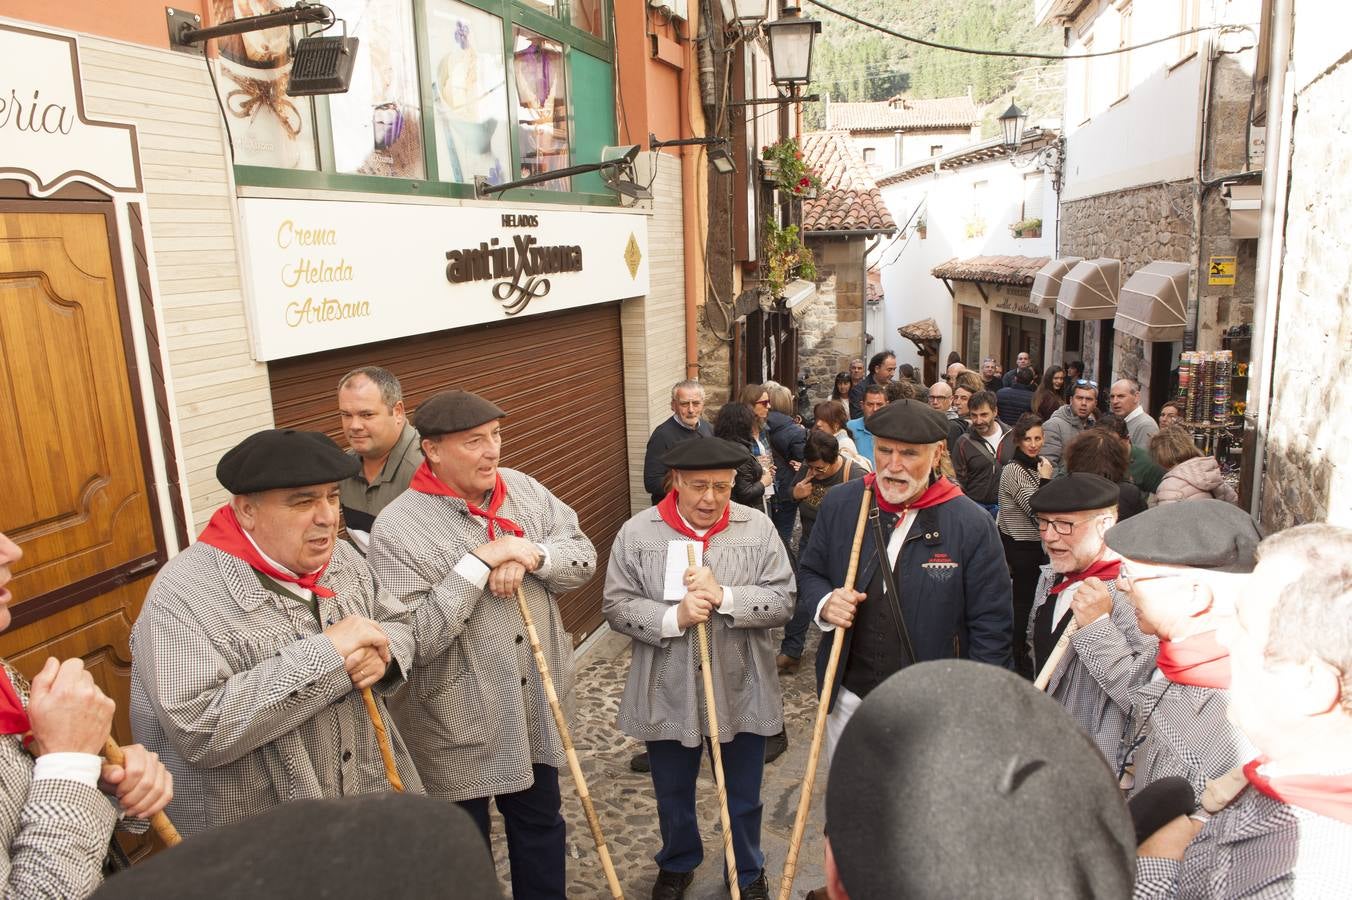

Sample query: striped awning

[1056,258,1121,321]
[1030,257,1083,312]
[1115,261,1190,342]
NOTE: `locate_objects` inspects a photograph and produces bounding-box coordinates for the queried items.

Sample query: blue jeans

[647,733,767,887]
[769,497,797,547]
[977,501,998,519]
[458,764,566,899]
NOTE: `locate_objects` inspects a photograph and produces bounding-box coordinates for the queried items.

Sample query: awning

[1115,261,1190,342]
[1225,183,1261,239]
[783,278,818,317]
[1056,258,1121,321]
[1029,257,1083,312]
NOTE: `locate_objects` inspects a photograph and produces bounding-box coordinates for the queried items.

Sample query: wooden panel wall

[267,304,629,641]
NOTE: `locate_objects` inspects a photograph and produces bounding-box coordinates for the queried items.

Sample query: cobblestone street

[487,626,829,898]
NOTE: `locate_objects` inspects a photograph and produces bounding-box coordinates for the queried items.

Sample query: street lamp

[720,0,770,28]
[998,103,1028,149]
[764,15,822,86]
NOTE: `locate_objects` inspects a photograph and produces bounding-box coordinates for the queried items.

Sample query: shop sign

[238,197,649,360]
[1207,255,1236,286]
[993,294,1042,316]
[0,23,141,195]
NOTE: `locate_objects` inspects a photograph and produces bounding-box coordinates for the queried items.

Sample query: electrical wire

[805,0,1226,60]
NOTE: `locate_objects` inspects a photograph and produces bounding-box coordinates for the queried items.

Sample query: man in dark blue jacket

[764,403,807,547]
[996,366,1037,426]
[643,380,714,506]
[798,399,1013,764]
[847,351,896,419]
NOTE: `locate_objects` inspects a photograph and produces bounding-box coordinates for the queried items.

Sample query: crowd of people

[0,356,1344,900]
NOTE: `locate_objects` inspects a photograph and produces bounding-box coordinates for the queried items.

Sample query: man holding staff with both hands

[605,438,794,900]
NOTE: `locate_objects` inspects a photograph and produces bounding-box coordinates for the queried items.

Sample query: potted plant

[761,138,823,198]
[1009,217,1042,238]
[763,217,818,298]
[915,213,927,240]
[965,216,986,239]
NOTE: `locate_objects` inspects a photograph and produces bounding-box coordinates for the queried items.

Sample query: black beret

[1030,473,1121,513]
[216,430,358,494]
[661,436,751,471]
[91,794,501,900]
[827,661,1134,899]
[864,398,949,443]
[1106,499,1263,572]
[414,390,506,437]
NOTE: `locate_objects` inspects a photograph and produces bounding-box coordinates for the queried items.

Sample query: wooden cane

[1033,619,1082,691]
[688,543,741,900]
[514,587,624,900]
[102,739,182,847]
[359,687,404,792]
[778,488,873,900]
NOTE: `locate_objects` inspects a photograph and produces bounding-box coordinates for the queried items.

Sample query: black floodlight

[287,33,359,96]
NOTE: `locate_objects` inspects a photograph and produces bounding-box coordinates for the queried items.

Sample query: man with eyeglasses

[1042,379,1099,471]
[1026,473,1154,763]
[1100,501,1261,804]
[644,380,714,507]
[604,438,794,900]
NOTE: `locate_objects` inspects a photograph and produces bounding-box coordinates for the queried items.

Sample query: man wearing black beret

[604,438,794,899]
[1025,472,1153,763]
[368,390,596,900]
[798,398,1013,765]
[131,429,423,836]
[1105,500,1261,801]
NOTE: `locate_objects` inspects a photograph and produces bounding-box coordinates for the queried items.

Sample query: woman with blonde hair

[1149,426,1238,504]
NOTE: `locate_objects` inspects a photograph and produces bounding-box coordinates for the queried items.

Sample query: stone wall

[1258,42,1352,528]
[799,235,866,399]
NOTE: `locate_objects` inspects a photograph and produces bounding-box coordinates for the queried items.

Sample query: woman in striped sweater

[997,413,1054,679]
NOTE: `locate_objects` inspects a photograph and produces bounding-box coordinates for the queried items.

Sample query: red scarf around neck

[0,672,29,740]
[1244,758,1352,826]
[1157,630,1231,689]
[865,474,963,518]
[198,505,335,599]
[657,490,731,549]
[409,462,524,539]
[1049,556,1122,595]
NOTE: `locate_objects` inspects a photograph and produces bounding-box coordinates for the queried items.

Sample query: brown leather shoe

[803,889,829,899]
[776,654,800,674]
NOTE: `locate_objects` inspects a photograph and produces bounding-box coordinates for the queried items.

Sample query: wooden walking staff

[513,586,624,899]
[687,543,741,900]
[102,739,182,847]
[359,687,404,792]
[1033,619,1082,691]
[778,488,873,900]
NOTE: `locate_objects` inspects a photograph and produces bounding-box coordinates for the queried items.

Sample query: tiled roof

[931,255,1052,286]
[826,95,980,133]
[800,131,897,234]
[898,317,942,342]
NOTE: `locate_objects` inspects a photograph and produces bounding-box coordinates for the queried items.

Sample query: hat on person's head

[1030,473,1120,514]
[414,390,506,438]
[661,437,752,471]
[826,661,1134,899]
[1106,499,1263,572]
[865,398,949,444]
[90,793,501,900]
[217,430,359,495]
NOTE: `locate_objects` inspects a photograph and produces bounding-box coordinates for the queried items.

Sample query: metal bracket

[166,7,205,56]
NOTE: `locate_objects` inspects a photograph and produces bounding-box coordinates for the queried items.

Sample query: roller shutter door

[268,302,627,641]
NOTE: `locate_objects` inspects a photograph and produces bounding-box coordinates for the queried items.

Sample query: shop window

[961,305,981,369]
[428,1,512,185]
[514,27,570,188]
[1064,319,1083,355]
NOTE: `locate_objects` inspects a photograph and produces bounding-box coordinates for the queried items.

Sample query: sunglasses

[1075,379,1099,388]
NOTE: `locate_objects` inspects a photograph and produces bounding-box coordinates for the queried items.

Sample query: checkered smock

[1135,785,1352,898]
[1028,568,1157,763]
[130,540,423,836]
[603,503,794,748]
[368,467,596,802]
[0,666,117,899]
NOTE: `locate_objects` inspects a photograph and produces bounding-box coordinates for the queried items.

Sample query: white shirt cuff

[452,552,491,590]
[33,752,103,788]
[661,605,686,638]
[534,543,552,577]
[716,587,735,618]
[814,592,835,631]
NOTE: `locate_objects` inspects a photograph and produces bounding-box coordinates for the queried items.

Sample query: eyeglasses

[754,399,771,407]
[684,481,733,495]
[1118,565,1187,590]
[1034,514,1107,535]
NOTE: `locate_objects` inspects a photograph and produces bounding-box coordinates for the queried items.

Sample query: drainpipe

[1246,0,1295,518]
[681,1,708,379]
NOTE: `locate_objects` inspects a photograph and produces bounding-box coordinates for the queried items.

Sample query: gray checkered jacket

[1135,784,1352,898]
[603,503,794,747]
[130,540,423,836]
[368,468,596,802]
[1028,568,1157,763]
[0,667,118,899]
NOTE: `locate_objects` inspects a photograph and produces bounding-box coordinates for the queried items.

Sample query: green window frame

[232,0,617,206]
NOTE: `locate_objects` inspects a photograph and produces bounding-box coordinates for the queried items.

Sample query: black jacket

[765,410,806,499]
[730,439,768,508]
[643,416,713,506]
[954,428,1016,504]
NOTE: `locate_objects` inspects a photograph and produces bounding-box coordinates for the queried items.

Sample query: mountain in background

[804,0,1066,136]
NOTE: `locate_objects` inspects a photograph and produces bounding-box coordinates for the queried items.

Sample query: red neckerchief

[198,505,336,599]
[1048,556,1122,595]
[0,671,29,741]
[864,474,963,518]
[409,462,524,539]
[657,490,731,549]
[1156,630,1231,688]
[1244,758,1352,826]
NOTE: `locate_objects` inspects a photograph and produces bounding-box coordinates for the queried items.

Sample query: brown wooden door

[0,207,163,803]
